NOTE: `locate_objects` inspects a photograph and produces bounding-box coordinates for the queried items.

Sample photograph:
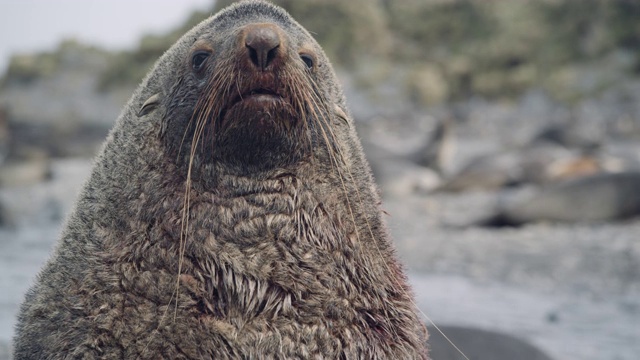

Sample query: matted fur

[13,1,428,358]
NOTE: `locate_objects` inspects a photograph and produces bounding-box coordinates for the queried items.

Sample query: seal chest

[13,1,428,358]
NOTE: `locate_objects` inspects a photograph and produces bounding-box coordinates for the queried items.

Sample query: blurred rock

[0,339,11,360]
[0,159,51,188]
[531,123,601,150]
[0,41,127,161]
[0,106,9,165]
[0,158,91,228]
[405,64,450,105]
[363,141,441,197]
[427,325,553,360]
[8,121,109,160]
[1,40,130,127]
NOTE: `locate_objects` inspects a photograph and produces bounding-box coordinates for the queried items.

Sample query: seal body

[13,1,428,358]
[480,171,640,227]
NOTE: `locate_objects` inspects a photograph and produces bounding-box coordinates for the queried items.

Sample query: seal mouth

[218,85,293,131]
[229,88,283,108]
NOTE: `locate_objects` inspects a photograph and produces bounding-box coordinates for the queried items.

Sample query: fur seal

[437,143,604,193]
[478,171,640,227]
[13,1,428,358]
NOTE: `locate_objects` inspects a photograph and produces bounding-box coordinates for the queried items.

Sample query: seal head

[157,1,347,178]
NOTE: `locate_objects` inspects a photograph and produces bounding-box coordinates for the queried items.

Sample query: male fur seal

[13,1,428,358]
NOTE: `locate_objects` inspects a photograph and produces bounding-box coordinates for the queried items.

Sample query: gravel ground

[1,158,639,360]
[385,188,640,360]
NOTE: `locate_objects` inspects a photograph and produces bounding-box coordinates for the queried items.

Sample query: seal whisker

[176,77,213,161]
[299,73,429,344]
[288,71,315,162]
[173,75,221,319]
[319,113,406,343]
[303,71,470,360]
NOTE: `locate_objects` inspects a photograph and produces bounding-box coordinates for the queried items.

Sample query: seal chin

[214,93,301,173]
[221,88,295,133]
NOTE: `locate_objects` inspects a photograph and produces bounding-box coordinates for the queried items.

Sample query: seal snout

[243,23,283,71]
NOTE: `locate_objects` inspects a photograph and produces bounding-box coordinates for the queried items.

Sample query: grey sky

[0,0,213,73]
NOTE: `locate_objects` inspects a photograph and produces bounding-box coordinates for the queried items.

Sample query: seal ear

[138,93,161,117]
[334,105,350,125]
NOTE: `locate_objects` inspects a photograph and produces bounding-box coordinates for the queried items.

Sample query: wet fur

[13,1,428,358]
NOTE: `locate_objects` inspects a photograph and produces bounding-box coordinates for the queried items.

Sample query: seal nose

[244,24,281,71]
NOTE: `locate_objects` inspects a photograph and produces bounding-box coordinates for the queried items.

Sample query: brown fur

[13,1,428,358]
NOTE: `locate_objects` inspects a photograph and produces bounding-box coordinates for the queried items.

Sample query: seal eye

[192,51,210,71]
[300,53,314,69]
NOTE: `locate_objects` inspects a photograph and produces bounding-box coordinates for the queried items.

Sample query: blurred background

[1,0,640,359]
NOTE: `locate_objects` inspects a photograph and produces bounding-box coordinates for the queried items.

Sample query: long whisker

[173,63,232,320]
[303,71,469,359]
[301,79,408,342]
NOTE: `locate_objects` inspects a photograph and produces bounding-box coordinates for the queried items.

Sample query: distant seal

[437,143,604,193]
[478,171,640,227]
[13,1,428,359]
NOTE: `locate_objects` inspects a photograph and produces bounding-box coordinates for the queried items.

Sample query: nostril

[244,25,281,71]
[246,44,278,71]
[247,46,259,69]
[266,46,279,66]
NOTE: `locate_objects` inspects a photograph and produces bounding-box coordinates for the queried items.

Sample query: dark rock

[428,325,554,360]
